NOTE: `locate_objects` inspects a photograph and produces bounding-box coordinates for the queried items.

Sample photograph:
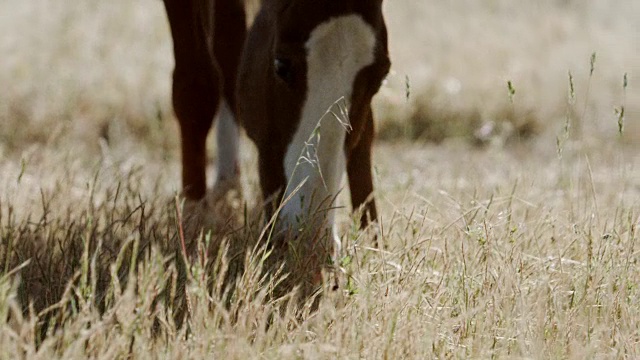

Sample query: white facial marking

[281,15,377,258]
[215,101,240,183]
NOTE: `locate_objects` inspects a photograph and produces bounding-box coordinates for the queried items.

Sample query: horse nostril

[274,58,293,82]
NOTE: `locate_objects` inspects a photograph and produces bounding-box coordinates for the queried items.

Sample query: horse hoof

[210,176,242,203]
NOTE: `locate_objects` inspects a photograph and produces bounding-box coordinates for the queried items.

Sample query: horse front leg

[173,68,221,200]
[212,0,246,195]
[164,0,220,200]
[346,108,378,230]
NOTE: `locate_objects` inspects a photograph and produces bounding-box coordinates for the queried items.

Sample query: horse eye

[274,58,293,83]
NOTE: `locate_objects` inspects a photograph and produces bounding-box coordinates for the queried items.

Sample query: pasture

[1,0,638,358]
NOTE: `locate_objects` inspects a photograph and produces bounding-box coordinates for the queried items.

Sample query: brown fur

[237,0,390,226]
[163,0,246,200]
[163,0,390,232]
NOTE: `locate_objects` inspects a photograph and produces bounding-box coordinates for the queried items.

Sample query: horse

[163,0,390,281]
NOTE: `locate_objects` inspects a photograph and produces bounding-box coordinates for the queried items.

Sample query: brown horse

[163,0,390,273]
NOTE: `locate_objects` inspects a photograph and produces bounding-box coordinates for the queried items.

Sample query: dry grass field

[1,0,639,358]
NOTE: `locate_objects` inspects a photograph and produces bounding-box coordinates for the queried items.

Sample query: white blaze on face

[281,14,377,257]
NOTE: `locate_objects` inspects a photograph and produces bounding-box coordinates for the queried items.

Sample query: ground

[0,0,638,358]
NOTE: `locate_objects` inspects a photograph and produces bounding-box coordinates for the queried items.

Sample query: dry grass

[1,0,639,358]
[377,0,639,143]
[1,138,639,358]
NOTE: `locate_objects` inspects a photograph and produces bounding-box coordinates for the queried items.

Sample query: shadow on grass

[0,178,337,346]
